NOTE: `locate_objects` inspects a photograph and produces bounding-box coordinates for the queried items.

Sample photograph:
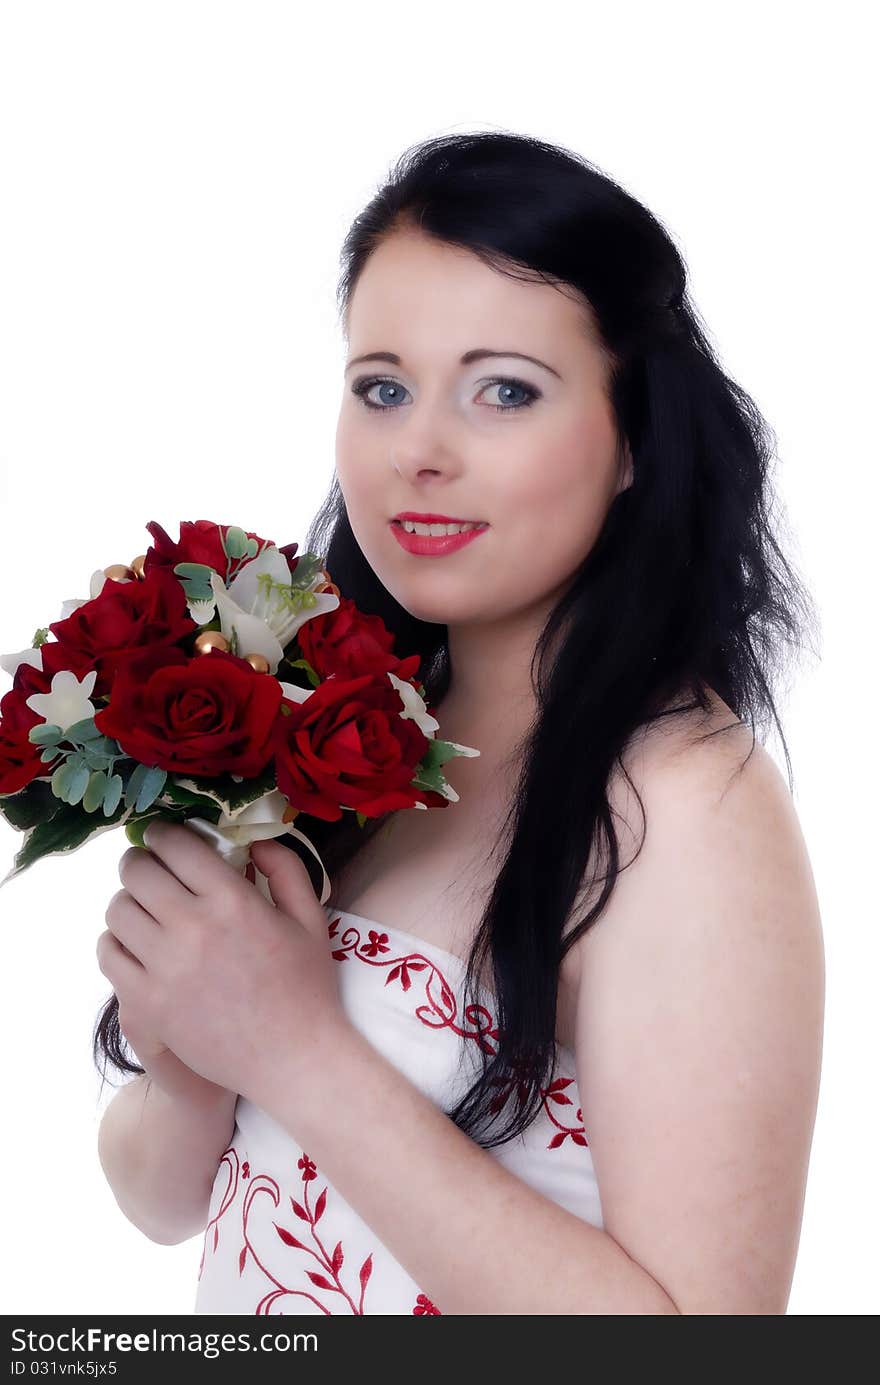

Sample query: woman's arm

[98,1064,237,1245]
[573,727,825,1314]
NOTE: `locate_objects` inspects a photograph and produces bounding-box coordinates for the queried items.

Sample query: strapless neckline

[324,906,482,989]
[325,905,576,1056]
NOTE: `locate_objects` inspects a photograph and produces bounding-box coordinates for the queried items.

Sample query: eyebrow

[344,348,562,380]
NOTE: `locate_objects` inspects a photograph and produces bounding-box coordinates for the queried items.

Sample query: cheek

[502,416,620,565]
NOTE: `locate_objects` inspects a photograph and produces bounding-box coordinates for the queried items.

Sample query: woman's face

[335,229,631,628]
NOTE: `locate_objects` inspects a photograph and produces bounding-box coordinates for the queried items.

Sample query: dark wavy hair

[93,130,819,1150]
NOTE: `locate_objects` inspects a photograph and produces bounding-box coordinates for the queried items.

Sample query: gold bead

[244,653,270,674]
[194,630,229,655]
[130,554,147,579]
[103,564,135,582]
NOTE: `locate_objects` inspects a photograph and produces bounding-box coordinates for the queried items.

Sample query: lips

[389,521,489,557]
[393,513,486,525]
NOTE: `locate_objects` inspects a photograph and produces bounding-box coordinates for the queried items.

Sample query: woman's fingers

[141,819,243,898]
[102,888,162,968]
[95,925,146,990]
[117,843,192,925]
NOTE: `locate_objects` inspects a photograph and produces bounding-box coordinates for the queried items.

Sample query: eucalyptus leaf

[134,766,168,812]
[66,763,91,805]
[40,745,64,764]
[103,773,124,815]
[173,562,216,582]
[81,742,116,770]
[52,762,74,799]
[124,762,148,809]
[64,717,102,742]
[223,526,249,559]
[82,770,108,813]
[27,723,62,745]
[178,581,214,604]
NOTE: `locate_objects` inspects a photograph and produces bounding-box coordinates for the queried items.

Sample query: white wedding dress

[193,904,603,1315]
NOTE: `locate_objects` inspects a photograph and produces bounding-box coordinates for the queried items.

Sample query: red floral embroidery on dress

[198,913,590,1313]
[413,1292,441,1315]
[329,915,499,1055]
[328,914,588,1150]
[199,1144,385,1314]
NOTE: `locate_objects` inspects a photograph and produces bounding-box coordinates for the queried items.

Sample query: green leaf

[63,717,102,743]
[124,762,149,809]
[173,562,216,582]
[356,811,368,828]
[124,762,167,812]
[0,778,64,830]
[172,763,277,817]
[286,657,320,689]
[135,766,167,812]
[163,780,225,813]
[27,723,62,746]
[223,526,249,559]
[414,737,466,774]
[51,762,74,800]
[290,552,324,589]
[244,537,259,557]
[40,745,64,764]
[81,741,116,770]
[184,587,215,608]
[103,773,124,815]
[124,812,165,848]
[0,795,131,887]
[82,771,108,813]
[65,762,91,805]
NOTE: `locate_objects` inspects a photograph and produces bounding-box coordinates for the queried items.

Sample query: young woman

[94,130,824,1316]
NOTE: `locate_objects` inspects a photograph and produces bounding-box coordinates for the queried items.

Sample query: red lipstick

[389,519,489,557]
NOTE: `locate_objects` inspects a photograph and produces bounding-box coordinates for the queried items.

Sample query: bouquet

[0,518,479,902]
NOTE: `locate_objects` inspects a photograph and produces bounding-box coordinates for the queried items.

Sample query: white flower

[277,681,314,704]
[24,668,99,732]
[1,571,112,683]
[196,547,339,675]
[0,646,45,681]
[58,569,114,620]
[387,670,441,737]
[187,599,216,626]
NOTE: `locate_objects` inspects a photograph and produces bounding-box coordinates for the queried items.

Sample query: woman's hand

[96,819,350,1108]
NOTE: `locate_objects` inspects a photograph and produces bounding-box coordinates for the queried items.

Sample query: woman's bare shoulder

[566,686,793,947]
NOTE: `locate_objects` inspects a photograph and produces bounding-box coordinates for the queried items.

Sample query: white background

[0,1,875,1316]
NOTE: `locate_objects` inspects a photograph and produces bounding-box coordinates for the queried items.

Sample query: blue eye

[351,375,540,415]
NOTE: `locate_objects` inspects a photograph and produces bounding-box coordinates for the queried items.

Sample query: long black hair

[94,130,819,1150]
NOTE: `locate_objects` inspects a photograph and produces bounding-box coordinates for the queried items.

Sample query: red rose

[272,667,448,822]
[295,595,410,682]
[93,645,283,778]
[46,566,198,700]
[0,688,62,796]
[11,655,53,700]
[143,519,297,579]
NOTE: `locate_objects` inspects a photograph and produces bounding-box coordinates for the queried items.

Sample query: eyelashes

[350,375,541,416]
